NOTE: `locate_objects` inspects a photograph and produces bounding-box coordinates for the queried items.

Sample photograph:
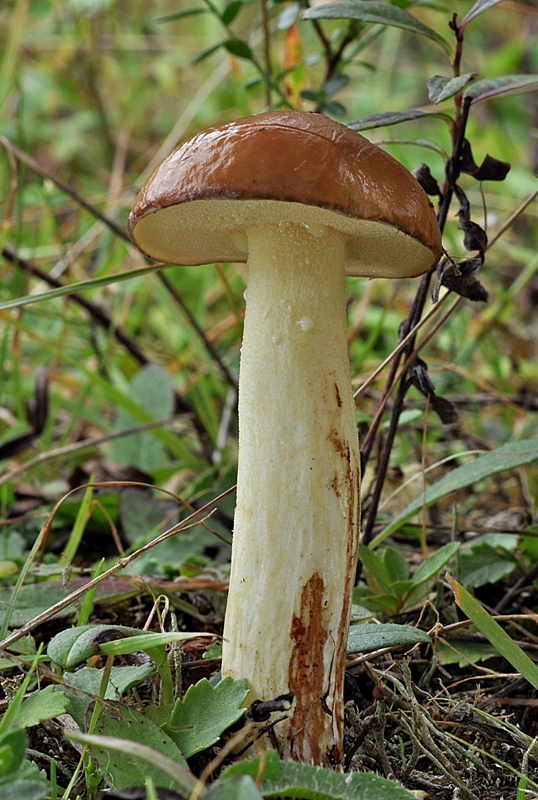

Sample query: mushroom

[128,111,442,767]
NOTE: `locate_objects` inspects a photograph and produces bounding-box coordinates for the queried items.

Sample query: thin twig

[157,272,237,390]
[0,415,186,487]
[361,95,473,545]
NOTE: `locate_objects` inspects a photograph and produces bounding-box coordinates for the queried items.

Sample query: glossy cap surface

[129,111,442,278]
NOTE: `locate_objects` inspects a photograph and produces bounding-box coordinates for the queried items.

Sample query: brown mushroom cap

[128,111,442,278]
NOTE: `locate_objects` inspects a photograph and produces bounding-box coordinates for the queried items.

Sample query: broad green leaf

[387,579,416,597]
[0,579,140,630]
[435,640,499,667]
[63,663,157,729]
[94,705,189,790]
[304,1,451,53]
[0,561,18,580]
[324,100,347,117]
[0,730,26,779]
[448,576,538,692]
[49,625,208,669]
[224,751,415,798]
[325,74,350,96]
[221,1,243,26]
[109,364,174,473]
[119,487,176,546]
[224,39,253,60]
[354,593,399,615]
[206,775,264,800]
[460,0,505,29]
[16,686,70,729]
[347,622,430,655]
[460,540,518,588]
[358,544,393,594]
[47,624,140,668]
[372,438,538,547]
[412,541,459,585]
[278,2,301,29]
[165,677,249,758]
[71,724,194,795]
[347,109,448,131]
[0,780,48,800]
[383,546,409,583]
[65,663,156,699]
[428,73,476,104]
[464,75,538,104]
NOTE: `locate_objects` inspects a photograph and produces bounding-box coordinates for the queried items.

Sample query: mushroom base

[222,222,361,766]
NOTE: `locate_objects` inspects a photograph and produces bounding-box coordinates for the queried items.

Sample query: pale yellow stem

[221,221,361,766]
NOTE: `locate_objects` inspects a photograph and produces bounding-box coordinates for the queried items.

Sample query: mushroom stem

[222,221,361,766]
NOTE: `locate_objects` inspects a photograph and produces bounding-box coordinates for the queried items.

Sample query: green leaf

[324,100,347,117]
[346,108,449,131]
[165,677,249,758]
[412,541,459,586]
[221,1,243,26]
[155,8,207,23]
[0,730,26,779]
[460,539,518,588]
[62,479,95,564]
[347,622,430,655]
[63,664,156,729]
[109,364,174,473]
[460,0,505,29]
[70,726,196,796]
[0,780,48,800]
[324,74,350,96]
[0,579,140,630]
[355,594,399,615]
[0,265,158,314]
[358,544,393,594]
[388,579,416,597]
[224,751,416,798]
[448,576,538,692]
[435,640,499,667]
[65,663,156,699]
[383,547,409,583]
[47,624,140,668]
[16,686,70,729]
[93,704,190,791]
[278,3,301,30]
[223,39,253,60]
[99,631,209,657]
[206,775,264,800]
[192,41,226,65]
[304,1,451,53]
[372,438,538,547]
[428,73,476,104]
[301,89,321,103]
[464,75,538,104]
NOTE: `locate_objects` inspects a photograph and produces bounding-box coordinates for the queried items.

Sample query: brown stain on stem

[334,383,343,408]
[286,417,360,766]
[288,573,328,764]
